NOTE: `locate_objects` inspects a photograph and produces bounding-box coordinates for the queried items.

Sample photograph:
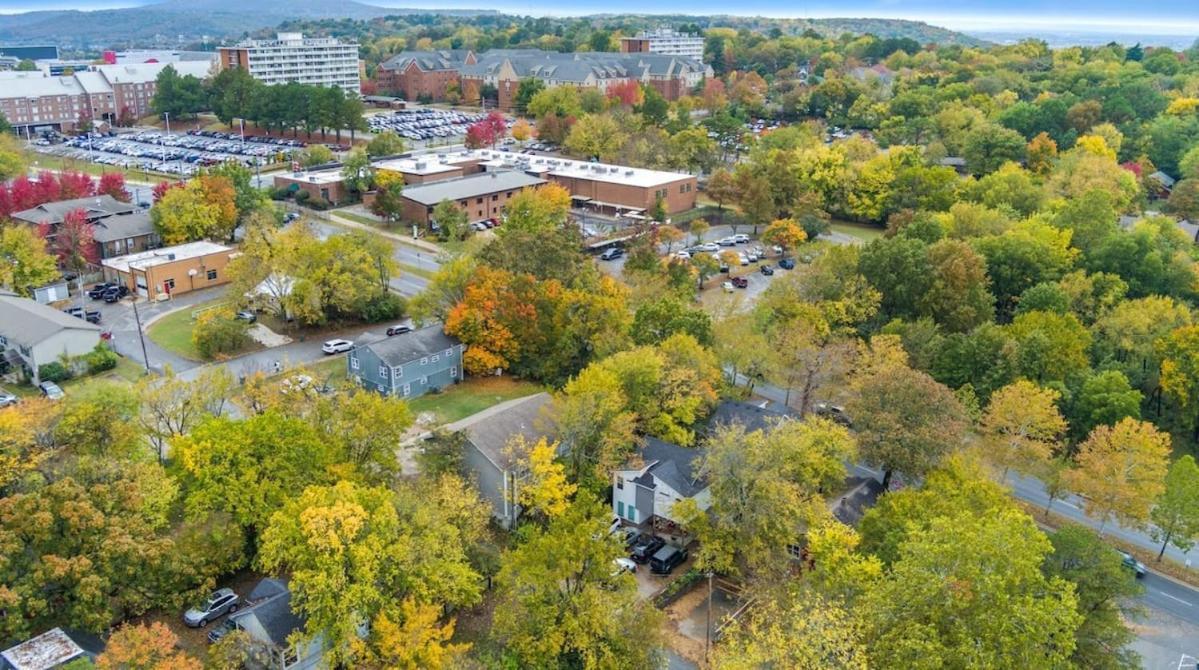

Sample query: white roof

[1,628,86,670]
[373,155,464,176]
[0,75,84,100]
[102,241,233,274]
[74,71,112,95]
[96,60,211,84]
[476,151,691,188]
[276,168,344,185]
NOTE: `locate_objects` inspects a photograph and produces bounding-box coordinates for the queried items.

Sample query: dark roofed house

[11,194,159,259]
[0,628,104,670]
[707,399,790,434]
[226,578,326,670]
[346,325,464,399]
[449,392,554,527]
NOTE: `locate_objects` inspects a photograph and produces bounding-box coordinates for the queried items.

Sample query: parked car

[649,545,688,575]
[183,588,240,627]
[738,254,749,266]
[698,242,719,252]
[619,526,640,548]
[64,307,102,323]
[0,392,18,408]
[87,282,116,299]
[612,557,638,575]
[283,211,301,223]
[207,619,239,644]
[733,234,750,244]
[778,258,796,270]
[38,381,64,400]
[717,237,737,247]
[600,247,624,261]
[731,276,749,289]
[101,286,129,303]
[721,281,735,293]
[674,250,691,260]
[760,264,775,276]
[234,310,257,323]
[321,339,354,355]
[386,324,412,336]
[1120,551,1147,578]
[813,402,852,427]
[629,534,665,563]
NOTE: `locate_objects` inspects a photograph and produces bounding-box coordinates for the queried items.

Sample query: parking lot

[367,108,492,143]
[32,129,304,177]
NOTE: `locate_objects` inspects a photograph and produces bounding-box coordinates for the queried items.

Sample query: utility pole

[705,570,714,663]
[131,295,151,373]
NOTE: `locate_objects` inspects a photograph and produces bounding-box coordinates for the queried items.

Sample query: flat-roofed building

[219,32,360,96]
[272,167,351,205]
[399,171,546,225]
[620,29,705,61]
[102,241,235,299]
[373,152,486,184]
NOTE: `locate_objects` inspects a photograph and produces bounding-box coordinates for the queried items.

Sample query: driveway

[98,286,231,374]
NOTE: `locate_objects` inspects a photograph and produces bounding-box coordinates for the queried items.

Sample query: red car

[731,276,749,289]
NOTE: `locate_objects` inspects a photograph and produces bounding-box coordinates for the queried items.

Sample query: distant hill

[0,0,496,50]
[801,17,989,47]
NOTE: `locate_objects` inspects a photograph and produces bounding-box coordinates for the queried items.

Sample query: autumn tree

[366,130,406,157]
[509,435,575,521]
[1158,325,1199,438]
[1150,455,1199,561]
[715,590,866,670]
[0,225,59,297]
[97,172,131,202]
[704,168,738,220]
[564,113,626,160]
[510,118,533,144]
[357,599,469,670]
[761,217,807,257]
[41,209,98,295]
[550,365,637,491]
[1065,418,1171,533]
[151,180,221,244]
[259,478,487,666]
[491,497,663,668]
[847,360,967,488]
[97,622,201,670]
[369,168,406,224]
[981,380,1066,482]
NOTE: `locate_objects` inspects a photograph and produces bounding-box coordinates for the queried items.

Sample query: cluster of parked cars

[625,530,689,575]
[86,282,129,303]
[63,305,101,324]
[366,109,492,142]
[47,130,290,176]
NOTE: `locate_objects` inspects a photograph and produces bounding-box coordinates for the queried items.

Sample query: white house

[0,292,101,384]
[612,436,711,530]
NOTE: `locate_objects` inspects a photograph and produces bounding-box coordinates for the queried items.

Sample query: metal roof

[400,171,545,207]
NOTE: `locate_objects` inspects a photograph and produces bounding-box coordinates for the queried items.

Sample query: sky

[1,0,1198,35]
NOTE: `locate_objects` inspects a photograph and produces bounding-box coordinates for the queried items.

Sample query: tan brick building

[102,241,235,299]
[399,171,546,226]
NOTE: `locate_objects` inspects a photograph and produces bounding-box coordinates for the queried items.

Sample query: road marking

[1056,499,1080,510]
[1155,590,1194,607]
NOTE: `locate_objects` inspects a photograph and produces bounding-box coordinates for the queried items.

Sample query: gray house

[347,326,464,399]
[226,578,326,670]
[449,392,554,528]
[0,292,101,384]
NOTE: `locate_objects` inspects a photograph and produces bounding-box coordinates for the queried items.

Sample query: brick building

[102,241,235,299]
[272,168,351,206]
[375,50,475,101]
[399,171,546,226]
[0,60,212,132]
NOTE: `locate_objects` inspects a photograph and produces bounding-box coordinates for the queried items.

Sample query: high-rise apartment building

[218,33,360,96]
[620,29,705,61]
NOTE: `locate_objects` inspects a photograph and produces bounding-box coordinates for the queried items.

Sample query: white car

[321,339,354,355]
[612,557,638,575]
[722,281,735,292]
[0,392,17,408]
[674,250,691,260]
[698,242,719,252]
[738,254,749,266]
[733,233,750,244]
[717,237,737,247]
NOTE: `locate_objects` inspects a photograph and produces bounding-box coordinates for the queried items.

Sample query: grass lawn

[407,376,544,425]
[26,150,178,184]
[63,357,147,394]
[146,299,258,362]
[829,219,885,242]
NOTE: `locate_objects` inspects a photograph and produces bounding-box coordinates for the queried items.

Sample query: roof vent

[625,169,634,176]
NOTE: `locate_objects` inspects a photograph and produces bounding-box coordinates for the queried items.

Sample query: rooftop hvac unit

[308,177,317,182]
[414,161,426,169]
[625,170,634,176]
[609,167,618,173]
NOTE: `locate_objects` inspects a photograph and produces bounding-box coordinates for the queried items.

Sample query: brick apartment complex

[218,33,360,96]
[102,241,235,298]
[377,48,709,111]
[399,171,546,225]
[375,50,476,101]
[11,194,160,260]
[620,29,706,61]
[0,60,212,132]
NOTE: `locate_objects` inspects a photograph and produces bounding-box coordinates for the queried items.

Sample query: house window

[491,194,498,201]
[476,197,483,204]
[379,365,389,378]
[627,506,637,522]
[616,475,624,490]
[431,354,439,363]
[420,376,428,385]
[617,500,625,518]
[421,357,428,365]
[350,355,359,370]
[402,383,410,396]
[206,268,218,280]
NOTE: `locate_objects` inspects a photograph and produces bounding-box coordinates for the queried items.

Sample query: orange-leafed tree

[445,266,525,374]
[196,175,239,242]
[606,80,643,108]
[96,622,202,670]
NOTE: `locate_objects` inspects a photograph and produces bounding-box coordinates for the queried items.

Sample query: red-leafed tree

[465,111,507,149]
[57,171,95,200]
[32,172,61,204]
[360,79,379,96]
[40,208,98,285]
[97,172,131,202]
[606,80,644,108]
[152,180,183,203]
[7,177,42,213]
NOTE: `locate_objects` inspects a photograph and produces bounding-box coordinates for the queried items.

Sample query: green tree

[1069,370,1142,441]
[340,148,374,195]
[564,113,626,160]
[491,497,663,668]
[1150,455,1199,561]
[1065,418,1171,533]
[366,130,406,157]
[962,124,1026,175]
[631,296,713,346]
[981,380,1066,482]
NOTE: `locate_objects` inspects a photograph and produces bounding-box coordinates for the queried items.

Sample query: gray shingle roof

[461,50,707,84]
[361,325,458,366]
[633,436,706,497]
[229,578,303,649]
[0,292,100,347]
[380,49,472,72]
[89,211,155,243]
[707,400,791,435]
[11,195,134,226]
[448,392,553,469]
[400,171,545,207]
